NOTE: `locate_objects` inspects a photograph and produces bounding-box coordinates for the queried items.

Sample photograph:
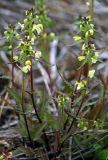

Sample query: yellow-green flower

[88,69,95,78]
[73,36,82,41]
[89,29,94,36]
[91,52,99,63]
[35,51,42,59]
[25,60,31,66]
[0,155,5,160]
[22,65,31,73]
[86,16,91,20]
[32,24,43,35]
[13,56,18,62]
[76,80,87,90]
[18,22,24,30]
[78,55,85,61]
[82,44,86,50]
[85,31,89,38]
[24,18,28,25]
[49,32,55,39]
[90,23,94,28]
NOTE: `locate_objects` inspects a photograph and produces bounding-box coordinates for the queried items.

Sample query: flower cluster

[73,16,99,90]
[75,80,87,90]
[74,16,99,67]
[5,8,43,74]
[4,25,19,51]
[22,60,31,73]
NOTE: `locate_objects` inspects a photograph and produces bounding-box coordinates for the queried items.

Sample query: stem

[71,70,82,108]
[30,59,42,123]
[57,92,86,155]
[90,0,94,19]
[68,75,89,133]
[30,59,51,153]
[63,69,82,130]
[11,49,14,86]
[67,92,86,133]
[21,74,34,147]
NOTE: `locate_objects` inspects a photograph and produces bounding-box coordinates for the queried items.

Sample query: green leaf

[18,116,28,137]
[64,81,73,94]
[7,87,21,107]
[93,143,102,151]
[17,146,35,156]
[31,122,47,140]
[96,149,108,160]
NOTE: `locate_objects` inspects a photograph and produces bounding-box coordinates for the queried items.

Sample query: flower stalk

[21,74,34,147]
[90,0,94,19]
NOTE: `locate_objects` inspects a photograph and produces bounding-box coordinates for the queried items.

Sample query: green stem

[90,0,94,19]
[21,74,34,147]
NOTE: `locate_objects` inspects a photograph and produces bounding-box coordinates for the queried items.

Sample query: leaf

[93,143,102,151]
[31,122,47,140]
[64,81,73,94]
[7,87,21,107]
[17,146,35,156]
[18,116,28,137]
[87,99,104,120]
[61,131,71,144]
[87,84,105,120]
[96,149,108,160]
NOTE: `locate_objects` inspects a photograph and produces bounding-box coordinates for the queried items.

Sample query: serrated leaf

[31,122,47,140]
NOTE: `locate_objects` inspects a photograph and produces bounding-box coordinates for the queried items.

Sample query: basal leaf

[31,122,47,140]
[17,146,35,156]
[7,87,21,108]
